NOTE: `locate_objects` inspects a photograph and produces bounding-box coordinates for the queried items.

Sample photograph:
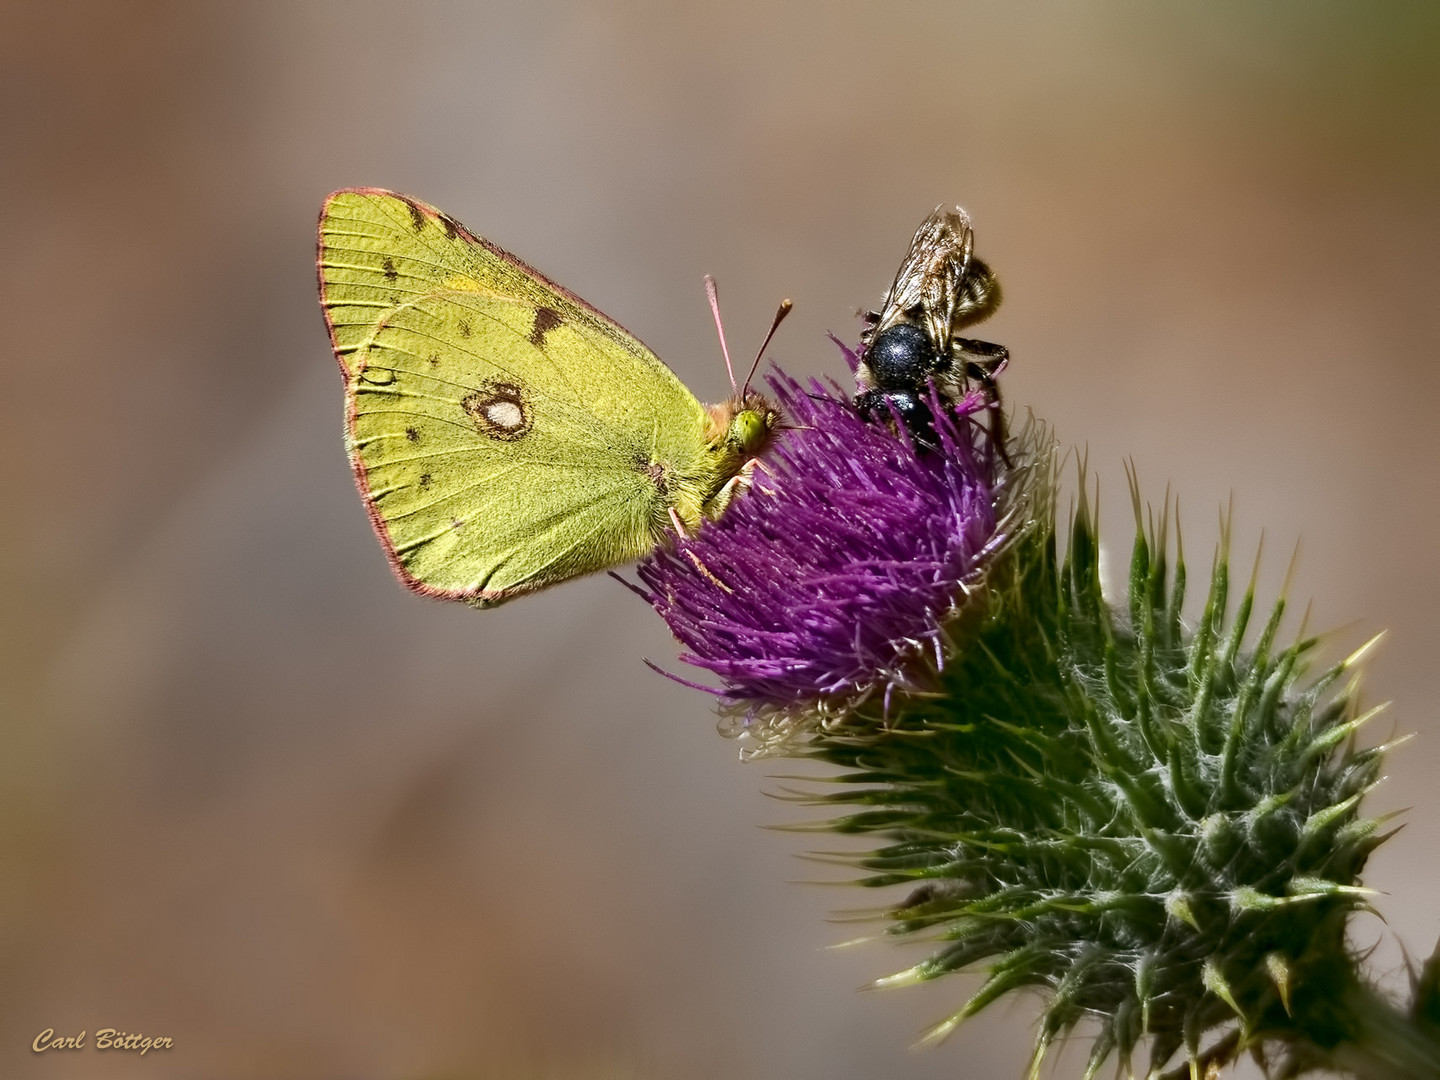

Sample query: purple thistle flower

[636,362,1035,739]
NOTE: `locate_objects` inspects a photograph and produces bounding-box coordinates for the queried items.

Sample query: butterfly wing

[318,189,713,606]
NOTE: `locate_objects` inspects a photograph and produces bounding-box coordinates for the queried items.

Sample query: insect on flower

[854,206,1010,450]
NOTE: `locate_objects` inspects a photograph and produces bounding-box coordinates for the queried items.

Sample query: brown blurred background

[2,3,1437,1077]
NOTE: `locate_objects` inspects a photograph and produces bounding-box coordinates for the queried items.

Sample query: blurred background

[3,3,1438,1077]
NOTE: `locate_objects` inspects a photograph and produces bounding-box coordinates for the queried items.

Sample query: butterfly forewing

[318,189,716,605]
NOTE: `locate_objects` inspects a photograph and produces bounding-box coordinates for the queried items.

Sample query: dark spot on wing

[462,381,532,442]
[427,353,441,367]
[439,214,460,240]
[419,473,432,489]
[458,319,472,338]
[403,198,426,232]
[382,257,398,282]
[358,366,395,386]
[405,427,419,442]
[529,306,564,347]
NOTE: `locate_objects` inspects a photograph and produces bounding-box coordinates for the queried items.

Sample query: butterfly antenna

[742,298,794,396]
[705,275,739,395]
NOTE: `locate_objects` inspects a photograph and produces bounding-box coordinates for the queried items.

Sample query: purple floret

[636,367,1010,723]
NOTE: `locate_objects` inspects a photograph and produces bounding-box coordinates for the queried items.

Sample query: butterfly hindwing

[319,189,715,605]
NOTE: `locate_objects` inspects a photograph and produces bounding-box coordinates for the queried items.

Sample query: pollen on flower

[634,364,1043,748]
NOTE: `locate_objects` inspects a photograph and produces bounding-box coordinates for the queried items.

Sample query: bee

[854,206,1009,450]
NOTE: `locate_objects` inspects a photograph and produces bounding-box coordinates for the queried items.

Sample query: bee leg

[858,308,882,345]
[953,337,1009,381]
[953,338,1012,467]
[978,372,1012,468]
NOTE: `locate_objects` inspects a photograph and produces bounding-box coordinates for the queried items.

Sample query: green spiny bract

[798,469,1394,1078]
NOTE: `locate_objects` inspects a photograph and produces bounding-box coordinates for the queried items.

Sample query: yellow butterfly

[317,189,781,607]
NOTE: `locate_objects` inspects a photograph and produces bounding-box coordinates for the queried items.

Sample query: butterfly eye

[729,409,770,454]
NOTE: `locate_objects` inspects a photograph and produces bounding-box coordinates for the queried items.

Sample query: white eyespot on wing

[462,381,533,442]
[485,399,524,430]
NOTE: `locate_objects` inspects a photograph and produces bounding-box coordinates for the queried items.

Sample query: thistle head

[637,360,1045,750]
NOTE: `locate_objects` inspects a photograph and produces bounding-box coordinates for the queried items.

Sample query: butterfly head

[706,391,781,481]
[708,391,781,456]
[728,392,781,455]
[687,392,782,523]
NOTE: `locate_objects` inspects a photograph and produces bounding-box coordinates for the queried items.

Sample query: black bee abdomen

[865,323,936,389]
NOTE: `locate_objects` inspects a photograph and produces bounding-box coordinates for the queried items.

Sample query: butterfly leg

[667,506,691,540]
[711,455,770,513]
[668,506,733,591]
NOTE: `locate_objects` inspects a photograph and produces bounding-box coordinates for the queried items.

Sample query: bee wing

[874,206,974,354]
